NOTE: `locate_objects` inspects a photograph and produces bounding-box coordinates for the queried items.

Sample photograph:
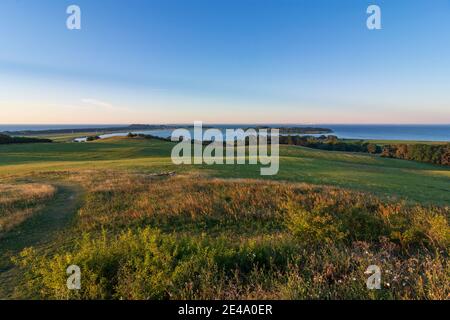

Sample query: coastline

[1,124,449,143]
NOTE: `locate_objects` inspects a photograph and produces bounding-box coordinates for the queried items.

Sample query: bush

[86,136,100,142]
[388,207,450,248]
[283,203,346,244]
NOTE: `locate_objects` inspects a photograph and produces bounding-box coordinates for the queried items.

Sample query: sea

[1,124,449,142]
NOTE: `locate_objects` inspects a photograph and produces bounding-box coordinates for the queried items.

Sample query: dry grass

[0,183,56,235]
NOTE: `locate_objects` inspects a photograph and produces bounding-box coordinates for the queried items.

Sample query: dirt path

[0,183,83,299]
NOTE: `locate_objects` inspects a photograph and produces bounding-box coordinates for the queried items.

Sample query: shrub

[283,203,346,244]
[86,135,100,142]
[388,207,450,248]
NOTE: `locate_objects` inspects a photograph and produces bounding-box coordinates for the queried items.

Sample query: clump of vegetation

[0,134,52,144]
[0,183,56,235]
[86,135,100,142]
[12,173,449,300]
[126,132,173,142]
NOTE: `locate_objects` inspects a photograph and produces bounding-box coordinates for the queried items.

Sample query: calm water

[1,124,449,142]
[319,124,450,141]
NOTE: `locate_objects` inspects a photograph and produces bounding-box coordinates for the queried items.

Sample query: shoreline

[1,124,449,143]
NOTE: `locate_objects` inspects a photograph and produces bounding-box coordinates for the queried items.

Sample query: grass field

[0,137,449,299]
[1,137,449,204]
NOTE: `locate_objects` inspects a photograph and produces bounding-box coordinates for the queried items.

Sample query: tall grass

[0,183,56,235]
[13,172,450,299]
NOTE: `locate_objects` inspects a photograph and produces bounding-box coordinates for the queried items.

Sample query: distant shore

[1,124,333,137]
[1,124,449,142]
[0,124,205,136]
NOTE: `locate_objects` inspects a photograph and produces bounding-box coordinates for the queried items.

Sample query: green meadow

[0,136,449,299]
[1,137,449,204]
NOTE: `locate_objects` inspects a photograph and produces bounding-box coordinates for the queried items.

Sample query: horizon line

[1,123,450,126]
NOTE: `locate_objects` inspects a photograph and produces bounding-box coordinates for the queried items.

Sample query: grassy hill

[0,137,449,299]
[1,137,449,204]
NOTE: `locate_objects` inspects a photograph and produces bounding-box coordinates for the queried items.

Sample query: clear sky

[1,0,450,124]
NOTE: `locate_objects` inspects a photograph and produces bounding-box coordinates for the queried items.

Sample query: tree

[367,143,379,154]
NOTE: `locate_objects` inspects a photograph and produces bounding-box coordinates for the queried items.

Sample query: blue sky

[1,0,450,124]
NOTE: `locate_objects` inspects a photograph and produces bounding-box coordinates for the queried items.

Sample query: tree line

[381,143,450,166]
[278,135,450,166]
[279,135,382,154]
[0,134,52,144]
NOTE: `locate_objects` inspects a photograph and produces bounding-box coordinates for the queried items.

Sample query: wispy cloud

[81,98,113,108]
